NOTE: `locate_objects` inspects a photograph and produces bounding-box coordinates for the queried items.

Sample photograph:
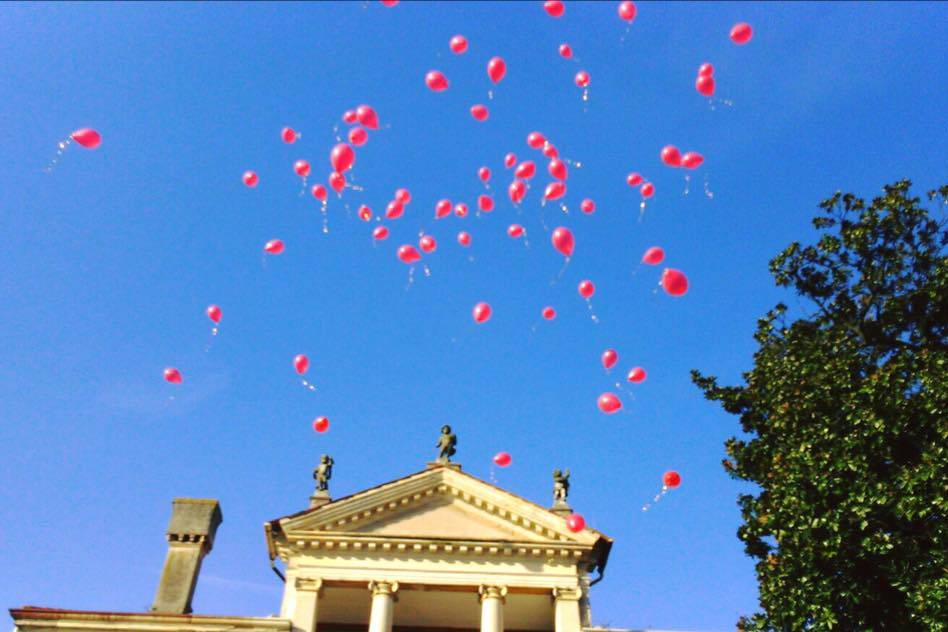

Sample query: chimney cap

[166,498,223,552]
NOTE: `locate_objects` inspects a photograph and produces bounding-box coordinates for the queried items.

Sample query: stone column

[552,586,583,632]
[478,585,507,632]
[367,581,399,632]
[290,578,323,632]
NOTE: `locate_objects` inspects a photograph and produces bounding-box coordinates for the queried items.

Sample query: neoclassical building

[10,435,615,632]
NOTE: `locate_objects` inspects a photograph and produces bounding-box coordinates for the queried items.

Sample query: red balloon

[163,367,183,384]
[597,392,622,414]
[507,224,524,238]
[542,306,556,320]
[342,110,358,124]
[206,304,222,324]
[730,22,753,45]
[395,188,411,204]
[473,302,492,323]
[397,245,421,264]
[435,199,453,219]
[504,153,517,168]
[548,158,568,180]
[312,184,328,201]
[264,239,285,254]
[478,194,494,212]
[449,35,468,54]
[543,143,559,159]
[349,127,368,146]
[457,231,472,246]
[358,205,372,222]
[330,143,355,173]
[478,167,491,182]
[544,0,564,17]
[698,62,714,78]
[454,202,469,218]
[642,246,665,265]
[243,171,259,187]
[329,171,346,194]
[544,181,566,201]
[696,75,715,97]
[551,227,574,257]
[281,127,298,143]
[493,451,512,467]
[386,200,405,219]
[640,182,655,198]
[294,354,310,375]
[313,416,330,433]
[515,161,536,179]
[508,180,526,204]
[660,145,682,167]
[527,132,546,149]
[627,366,647,383]
[71,128,101,149]
[426,70,449,92]
[559,43,573,59]
[294,160,310,177]
[663,470,682,488]
[373,226,389,241]
[681,151,704,169]
[470,104,489,121]
[580,198,595,214]
[601,348,618,369]
[356,104,379,129]
[566,513,586,532]
[419,235,437,253]
[661,268,689,296]
[617,1,636,21]
[487,57,507,84]
[578,279,595,299]
[380,0,398,6]
[574,70,590,88]
[626,172,643,187]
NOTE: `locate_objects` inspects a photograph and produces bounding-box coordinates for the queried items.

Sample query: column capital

[369,580,399,596]
[479,584,508,603]
[295,577,323,593]
[552,586,583,602]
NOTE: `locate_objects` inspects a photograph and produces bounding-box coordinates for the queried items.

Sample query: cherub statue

[553,468,570,504]
[436,425,457,463]
[314,454,334,492]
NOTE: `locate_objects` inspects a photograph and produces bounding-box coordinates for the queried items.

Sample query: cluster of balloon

[661,144,705,195]
[294,354,317,392]
[46,127,101,172]
[625,171,654,217]
[565,513,586,533]
[578,279,600,323]
[386,187,412,220]
[472,302,492,324]
[695,61,715,98]
[642,470,682,512]
[312,416,330,434]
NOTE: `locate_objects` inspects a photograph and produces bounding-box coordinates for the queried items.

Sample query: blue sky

[1,2,946,630]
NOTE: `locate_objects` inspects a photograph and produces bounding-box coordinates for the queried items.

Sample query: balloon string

[423,264,432,278]
[550,257,569,286]
[44,137,71,173]
[560,202,569,215]
[638,200,647,223]
[488,89,494,100]
[641,485,670,512]
[683,174,691,196]
[489,465,497,485]
[301,379,317,392]
[321,208,329,234]
[703,174,714,200]
[405,266,415,290]
[585,299,600,324]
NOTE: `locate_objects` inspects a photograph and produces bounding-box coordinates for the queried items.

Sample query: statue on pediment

[436,425,457,463]
[314,455,334,493]
[553,468,571,504]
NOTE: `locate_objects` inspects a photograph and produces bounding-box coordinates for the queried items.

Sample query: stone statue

[436,425,457,463]
[314,455,334,493]
[553,468,570,504]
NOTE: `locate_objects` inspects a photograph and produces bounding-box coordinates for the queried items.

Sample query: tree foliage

[692,181,948,630]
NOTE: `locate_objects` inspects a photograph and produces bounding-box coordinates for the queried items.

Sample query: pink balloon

[543,143,559,158]
[681,151,704,169]
[597,392,622,414]
[329,171,346,194]
[426,70,449,92]
[419,235,437,253]
[478,167,491,182]
[544,181,566,201]
[206,304,222,324]
[264,239,285,254]
[566,513,586,532]
[163,367,183,384]
[642,246,665,265]
[626,172,643,187]
[330,143,355,173]
[281,127,298,143]
[696,75,715,97]
[313,417,330,433]
[663,470,681,488]
[454,202,469,218]
[548,158,568,180]
[395,188,411,204]
[487,57,507,84]
[730,22,753,45]
[617,1,636,21]
[473,302,492,323]
[450,35,468,54]
[493,451,512,467]
[580,198,595,214]
[242,171,258,187]
[544,0,564,17]
[311,184,328,201]
[294,160,311,177]
[515,161,536,179]
[71,128,101,149]
[551,227,574,257]
[504,153,517,168]
[457,231,471,247]
[574,70,590,88]
[478,194,494,212]
[397,245,422,264]
[640,182,655,198]
[601,348,618,369]
[527,132,546,149]
[627,366,647,383]
[435,199,453,219]
[293,354,310,375]
[359,205,372,221]
[542,306,556,320]
[470,104,489,121]
[356,104,380,129]
[373,226,389,241]
[660,145,682,167]
[386,200,404,219]
[661,268,689,296]
[508,179,526,204]
[698,62,714,78]
[348,127,368,146]
[578,279,595,299]
[380,0,398,6]
[342,110,358,124]
[559,43,573,59]
[507,224,524,238]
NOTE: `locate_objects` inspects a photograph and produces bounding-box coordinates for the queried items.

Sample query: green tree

[692,181,948,630]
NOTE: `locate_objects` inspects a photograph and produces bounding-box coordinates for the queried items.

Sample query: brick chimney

[151,498,222,614]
